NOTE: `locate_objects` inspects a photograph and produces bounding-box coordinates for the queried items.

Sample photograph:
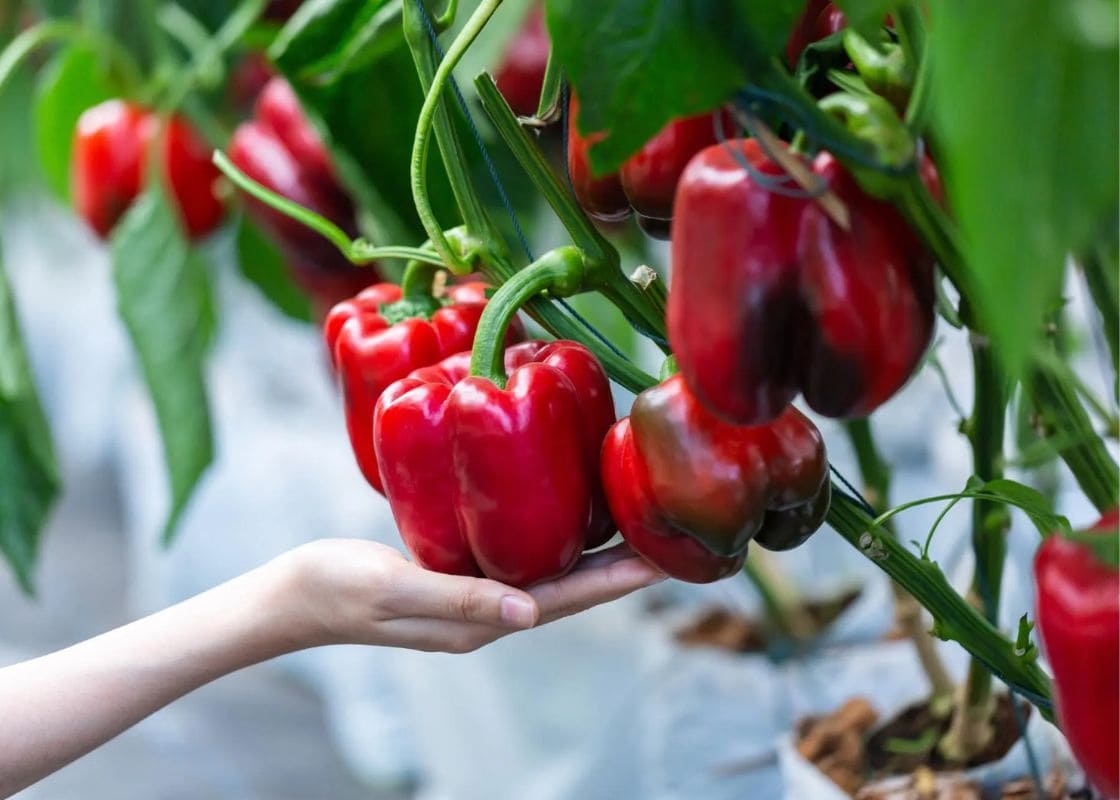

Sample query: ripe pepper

[668,137,936,426]
[72,100,224,240]
[1034,510,1119,799]
[494,5,549,117]
[229,78,369,305]
[567,96,732,238]
[323,281,521,494]
[374,339,616,586]
[786,0,847,66]
[601,373,831,583]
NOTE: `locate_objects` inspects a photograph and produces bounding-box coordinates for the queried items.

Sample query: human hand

[269,539,665,654]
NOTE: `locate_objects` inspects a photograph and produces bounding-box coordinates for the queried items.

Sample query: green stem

[157,0,267,112]
[826,493,1054,721]
[1082,237,1120,386]
[213,150,443,267]
[1027,342,1120,512]
[474,71,670,348]
[533,44,562,122]
[844,419,955,701]
[470,246,587,386]
[400,259,441,300]
[0,19,143,97]
[743,552,812,640]
[407,0,503,270]
[940,331,1011,760]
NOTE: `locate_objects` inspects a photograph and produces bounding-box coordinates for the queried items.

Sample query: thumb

[395,566,540,629]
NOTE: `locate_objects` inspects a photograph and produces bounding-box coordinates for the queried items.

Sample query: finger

[380,563,540,630]
[568,542,639,572]
[374,617,509,654]
[531,555,666,624]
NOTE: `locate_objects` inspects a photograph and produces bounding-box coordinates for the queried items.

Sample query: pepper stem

[408,0,504,271]
[470,247,587,387]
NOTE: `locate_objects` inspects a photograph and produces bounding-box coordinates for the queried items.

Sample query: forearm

[0,559,296,797]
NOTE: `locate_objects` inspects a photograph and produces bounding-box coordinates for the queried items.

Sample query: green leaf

[271,0,404,83]
[111,188,214,543]
[546,0,798,175]
[0,238,60,594]
[929,0,1120,379]
[832,0,893,40]
[975,478,1071,538]
[0,62,41,198]
[33,44,116,201]
[235,216,313,322]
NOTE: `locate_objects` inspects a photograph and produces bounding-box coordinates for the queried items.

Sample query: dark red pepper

[566,95,630,222]
[494,5,549,117]
[619,109,734,228]
[72,100,224,240]
[323,281,521,494]
[374,340,615,586]
[668,137,936,426]
[568,96,733,238]
[601,373,831,583]
[786,0,846,66]
[1034,510,1120,799]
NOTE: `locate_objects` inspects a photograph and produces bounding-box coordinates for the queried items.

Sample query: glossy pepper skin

[568,97,733,238]
[323,282,521,494]
[494,5,549,117]
[374,340,615,586]
[567,95,630,222]
[601,374,830,583]
[1034,510,1120,799]
[619,109,734,231]
[669,138,937,426]
[72,100,224,240]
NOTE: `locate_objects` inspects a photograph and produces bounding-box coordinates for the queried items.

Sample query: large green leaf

[0,239,60,594]
[33,44,116,201]
[0,64,41,199]
[235,216,313,322]
[111,189,214,543]
[930,0,1120,379]
[546,0,798,175]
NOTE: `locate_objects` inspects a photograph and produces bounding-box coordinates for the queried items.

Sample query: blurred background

[0,1,1115,798]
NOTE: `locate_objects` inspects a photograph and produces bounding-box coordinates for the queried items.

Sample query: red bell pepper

[602,373,830,583]
[494,5,549,117]
[566,95,631,222]
[374,339,615,586]
[72,100,224,240]
[619,109,735,233]
[324,281,521,494]
[568,96,733,238]
[669,137,936,426]
[1034,509,1120,799]
[786,0,847,66]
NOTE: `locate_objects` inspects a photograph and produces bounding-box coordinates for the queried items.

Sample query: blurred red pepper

[375,340,614,586]
[229,77,371,308]
[323,282,521,494]
[786,0,847,66]
[494,5,549,117]
[567,95,732,239]
[601,374,830,583]
[72,100,224,240]
[669,137,936,426]
[1035,509,1120,799]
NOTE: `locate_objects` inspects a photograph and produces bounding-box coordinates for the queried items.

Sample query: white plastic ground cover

[777,689,1068,800]
[113,255,421,788]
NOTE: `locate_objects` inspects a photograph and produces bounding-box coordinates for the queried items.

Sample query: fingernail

[500,595,537,628]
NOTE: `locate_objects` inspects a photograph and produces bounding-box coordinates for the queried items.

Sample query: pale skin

[0,538,664,798]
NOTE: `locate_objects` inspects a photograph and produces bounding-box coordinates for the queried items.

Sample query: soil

[672,588,861,654]
[796,694,1080,799]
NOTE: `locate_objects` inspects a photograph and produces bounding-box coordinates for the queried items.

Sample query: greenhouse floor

[0,467,411,800]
